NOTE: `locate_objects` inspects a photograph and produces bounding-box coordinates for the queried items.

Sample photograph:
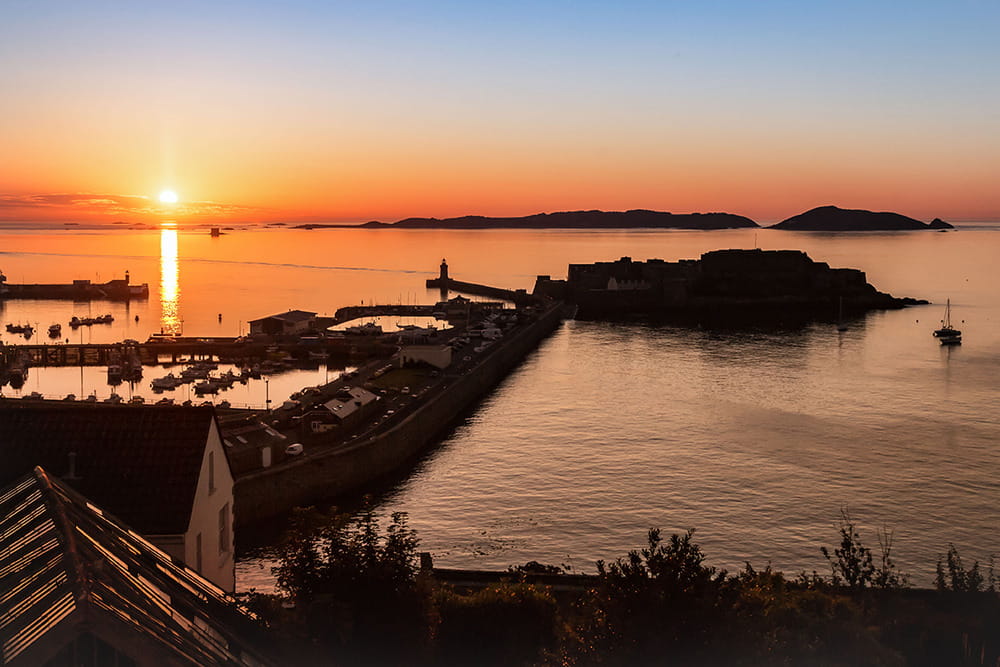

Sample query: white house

[0,405,236,592]
[400,344,453,369]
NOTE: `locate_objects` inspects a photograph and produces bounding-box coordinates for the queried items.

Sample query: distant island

[294,209,758,230]
[771,205,953,231]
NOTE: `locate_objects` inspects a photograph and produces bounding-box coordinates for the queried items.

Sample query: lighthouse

[439,259,449,282]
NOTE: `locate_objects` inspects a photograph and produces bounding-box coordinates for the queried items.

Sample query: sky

[1,0,998,224]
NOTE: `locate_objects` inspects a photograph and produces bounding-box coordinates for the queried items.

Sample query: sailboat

[932,299,962,345]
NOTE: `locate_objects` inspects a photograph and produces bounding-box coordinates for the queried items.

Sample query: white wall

[184,421,236,592]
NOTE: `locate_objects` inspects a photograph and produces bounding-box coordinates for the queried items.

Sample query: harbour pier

[0,270,149,300]
[426,259,535,305]
[0,337,395,371]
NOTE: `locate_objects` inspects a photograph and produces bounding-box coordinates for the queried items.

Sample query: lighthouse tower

[439,259,449,282]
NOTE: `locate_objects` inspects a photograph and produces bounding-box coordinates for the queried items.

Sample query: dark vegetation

[244,506,1000,666]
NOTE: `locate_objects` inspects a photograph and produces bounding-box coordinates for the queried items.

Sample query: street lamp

[264,376,271,411]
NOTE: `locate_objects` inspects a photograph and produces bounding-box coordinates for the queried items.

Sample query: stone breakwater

[233,303,564,527]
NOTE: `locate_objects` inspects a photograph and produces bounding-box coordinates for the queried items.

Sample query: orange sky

[2,2,999,225]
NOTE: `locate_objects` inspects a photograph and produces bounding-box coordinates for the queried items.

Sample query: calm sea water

[2,223,997,588]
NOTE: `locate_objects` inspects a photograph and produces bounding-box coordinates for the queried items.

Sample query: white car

[285,443,304,456]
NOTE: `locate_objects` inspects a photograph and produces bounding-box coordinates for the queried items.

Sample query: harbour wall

[425,277,534,305]
[1,281,149,300]
[233,303,564,526]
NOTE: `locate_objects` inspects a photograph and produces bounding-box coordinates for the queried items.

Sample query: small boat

[63,394,76,401]
[181,364,212,380]
[104,393,123,404]
[151,373,183,390]
[345,322,383,335]
[22,392,44,401]
[107,364,123,383]
[156,397,175,406]
[195,380,220,394]
[932,299,962,345]
[128,396,145,405]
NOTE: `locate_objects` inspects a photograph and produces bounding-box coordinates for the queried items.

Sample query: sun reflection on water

[160,226,181,335]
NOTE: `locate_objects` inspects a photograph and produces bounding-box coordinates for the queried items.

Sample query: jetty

[0,270,149,301]
[0,337,395,371]
[232,296,563,525]
[426,259,535,305]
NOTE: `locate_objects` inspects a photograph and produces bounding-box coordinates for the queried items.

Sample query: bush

[272,505,433,665]
[435,582,559,666]
[821,508,908,589]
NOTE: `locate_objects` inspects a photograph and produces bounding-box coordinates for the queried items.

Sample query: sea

[1,221,997,590]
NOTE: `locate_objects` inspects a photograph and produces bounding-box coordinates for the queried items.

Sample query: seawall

[233,303,564,526]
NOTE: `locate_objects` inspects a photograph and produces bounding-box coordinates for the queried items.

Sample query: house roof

[221,418,288,451]
[321,386,379,422]
[248,310,316,325]
[0,468,274,666]
[0,406,217,535]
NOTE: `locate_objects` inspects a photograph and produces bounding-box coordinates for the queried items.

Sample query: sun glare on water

[159,190,179,204]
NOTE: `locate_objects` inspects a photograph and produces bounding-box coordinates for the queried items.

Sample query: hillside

[359,209,759,230]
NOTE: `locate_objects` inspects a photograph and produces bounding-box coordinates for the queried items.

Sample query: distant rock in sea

[360,209,759,230]
[772,205,954,231]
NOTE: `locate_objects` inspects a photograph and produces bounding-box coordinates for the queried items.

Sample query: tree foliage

[935,544,995,592]
[821,508,908,590]
[272,505,431,665]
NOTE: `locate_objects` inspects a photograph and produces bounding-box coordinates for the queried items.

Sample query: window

[208,451,216,494]
[218,504,230,554]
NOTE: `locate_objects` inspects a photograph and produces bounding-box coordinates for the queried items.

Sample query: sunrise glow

[1,2,999,224]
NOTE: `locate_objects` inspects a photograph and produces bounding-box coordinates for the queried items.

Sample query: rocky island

[771,205,953,231]
[296,209,759,230]
[534,249,925,322]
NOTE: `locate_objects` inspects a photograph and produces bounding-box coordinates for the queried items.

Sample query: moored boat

[151,373,183,390]
[195,380,220,394]
[932,299,962,345]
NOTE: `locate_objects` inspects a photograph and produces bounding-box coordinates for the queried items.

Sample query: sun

[159,190,179,204]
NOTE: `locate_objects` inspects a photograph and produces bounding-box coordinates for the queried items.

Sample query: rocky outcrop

[534,249,926,322]
[772,205,953,231]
